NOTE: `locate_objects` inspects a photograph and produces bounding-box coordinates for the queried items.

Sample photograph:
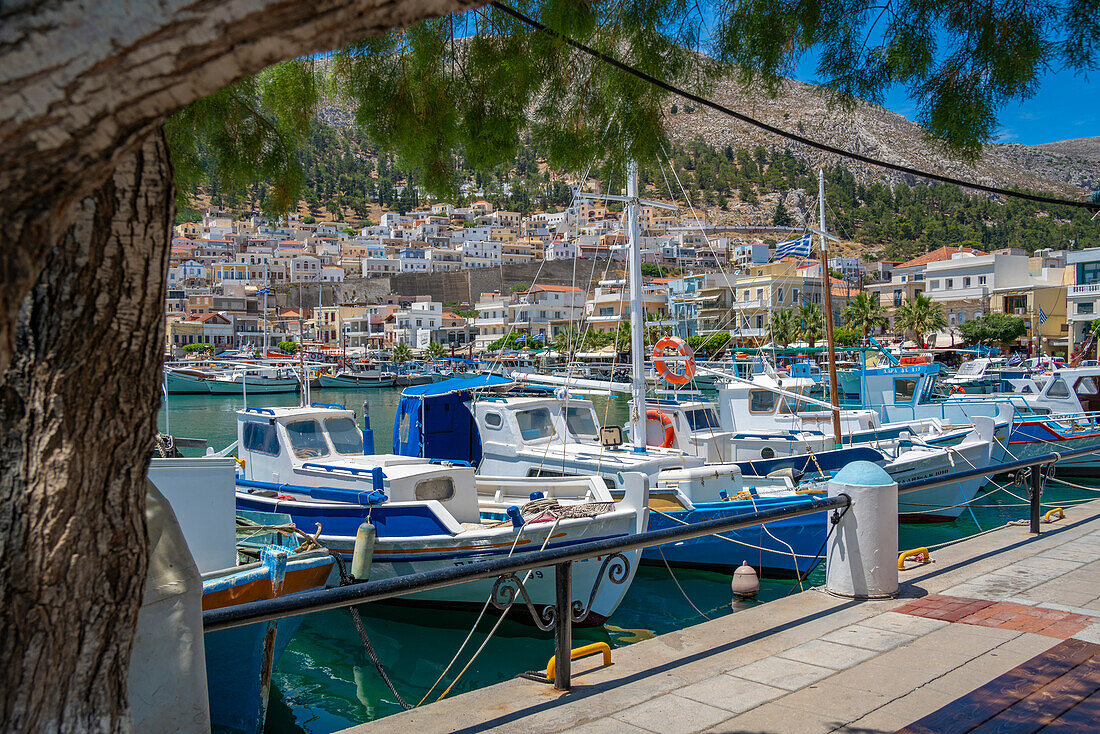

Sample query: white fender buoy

[731,561,760,598]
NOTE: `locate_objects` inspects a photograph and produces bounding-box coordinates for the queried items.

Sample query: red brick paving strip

[897,594,1100,638]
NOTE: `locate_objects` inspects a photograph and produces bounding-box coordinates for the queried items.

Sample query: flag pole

[818,170,843,449]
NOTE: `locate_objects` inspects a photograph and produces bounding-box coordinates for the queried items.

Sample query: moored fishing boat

[231,403,648,624]
[316,369,396,388]
[206,365,300,394]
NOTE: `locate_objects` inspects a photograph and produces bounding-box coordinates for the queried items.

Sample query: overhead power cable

[489,1,1098,212]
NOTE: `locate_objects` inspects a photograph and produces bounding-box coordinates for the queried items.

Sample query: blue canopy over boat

[393,375,513,465]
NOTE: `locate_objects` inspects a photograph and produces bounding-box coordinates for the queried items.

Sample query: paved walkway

[346,500,1100,734]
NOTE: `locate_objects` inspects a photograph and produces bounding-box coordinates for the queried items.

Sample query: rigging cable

[489,1,1098,213]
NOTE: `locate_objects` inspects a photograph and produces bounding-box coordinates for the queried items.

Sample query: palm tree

[798,302,825,348]
[895,294,947,348]
[391,342,413,364]
[843,292,889,339]
[552,327,582,357]
[424,341,447,360]
[767,308,799,347]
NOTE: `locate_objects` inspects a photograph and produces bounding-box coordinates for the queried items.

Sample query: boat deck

[342,499,1100,734]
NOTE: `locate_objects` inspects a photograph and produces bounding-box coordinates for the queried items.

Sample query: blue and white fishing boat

[232,401,647,624]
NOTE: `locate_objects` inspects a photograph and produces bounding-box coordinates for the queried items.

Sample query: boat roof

[401,374,513,397]
[236,404,353,419]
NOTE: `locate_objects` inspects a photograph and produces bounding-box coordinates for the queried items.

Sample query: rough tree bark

[0,133,173,731]
[0,1,484,730]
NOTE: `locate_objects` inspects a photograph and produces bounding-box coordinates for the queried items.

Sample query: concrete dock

[349,500,1100,733]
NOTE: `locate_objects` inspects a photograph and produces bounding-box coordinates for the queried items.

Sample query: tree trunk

[1,2,488,729]
[0,133,173,732]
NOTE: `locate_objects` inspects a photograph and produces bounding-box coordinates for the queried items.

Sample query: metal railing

[203,443,1100,691]
[205,495,848,688]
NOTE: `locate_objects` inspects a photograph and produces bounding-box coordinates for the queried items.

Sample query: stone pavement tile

[562,718,653,734]
[839,687,952,734]
[556,671,690,720]
[860,611,949,636]
[1036,546,1092,562]
[777,681,894,721]
[676,675,785,714]
[775,640,879,670]
[1011,556,1085,573]
[728,657,836,691]
[826,660,949,696]
[1073,622,1100,644]
[1037,601,1100,616]
[820,624,915,651]
[704,702,845,734]
[924,637,1053,695]
[914,620,1020,656]
[1026,588,1100,608]
[613,693,734,734]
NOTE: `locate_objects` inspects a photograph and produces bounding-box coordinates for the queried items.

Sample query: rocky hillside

[664,77,1092,198]
[998,137,1100,192]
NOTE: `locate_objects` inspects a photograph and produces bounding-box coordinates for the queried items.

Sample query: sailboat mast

[818,169,843,448]
[627,161,647,453]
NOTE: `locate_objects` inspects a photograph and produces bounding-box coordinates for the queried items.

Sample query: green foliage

[453,309,478,318]
[958,314,1027,345]
[510,282,530,294]
[425,341,447,360]
[895,294,947,348]
[833,326,860,346]
[772,199,792,226]
[175,209,202,225]
[182,343,214,353]
[276,341,299,354]
[391,342,413,363]
[843,292,889,337]
[798,302,825,347]
[302,216,316,224]
[768,308,799,346]
[166,59,318,212]
[712,1,1096,158]
[640,263,666,277]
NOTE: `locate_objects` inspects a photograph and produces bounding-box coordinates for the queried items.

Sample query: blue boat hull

[640,496,828,578]
[205,617,304,734]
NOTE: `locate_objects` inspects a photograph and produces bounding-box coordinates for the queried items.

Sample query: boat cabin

[236,404,480,525]
[715,375,879,436]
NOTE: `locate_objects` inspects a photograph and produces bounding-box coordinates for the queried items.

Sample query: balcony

[1069,283,1100,298]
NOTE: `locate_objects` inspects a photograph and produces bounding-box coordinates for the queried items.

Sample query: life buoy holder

[645,409,676,448]
[653,336,696,386]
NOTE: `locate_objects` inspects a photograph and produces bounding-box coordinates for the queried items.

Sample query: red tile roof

[897,245,982,270]
[528,284,585,294]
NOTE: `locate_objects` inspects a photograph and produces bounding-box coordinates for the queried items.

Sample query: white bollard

[826,461,898,599]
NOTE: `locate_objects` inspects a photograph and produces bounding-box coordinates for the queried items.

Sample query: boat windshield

[285,419,330,459]
[325,417,363,455]
[517,408,556,442]
[684,408,720,430]
[956,361,984,376]
[565,406,599,439]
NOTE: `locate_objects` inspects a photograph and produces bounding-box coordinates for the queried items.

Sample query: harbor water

[158,388,1100,733]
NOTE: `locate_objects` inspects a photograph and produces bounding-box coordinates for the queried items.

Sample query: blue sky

[784,37,1097,147]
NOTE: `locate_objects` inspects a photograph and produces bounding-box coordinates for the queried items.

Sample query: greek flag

[1039,307,1048,325]
[775,232,814,259]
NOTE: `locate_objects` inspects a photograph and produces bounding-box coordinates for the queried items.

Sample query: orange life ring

[950,385,963,394]
[653,336,696,386]
[645,409,676,448]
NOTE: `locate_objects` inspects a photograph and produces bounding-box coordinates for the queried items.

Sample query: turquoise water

[158,389,1100,733]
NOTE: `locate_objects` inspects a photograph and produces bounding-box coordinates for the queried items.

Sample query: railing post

[554,561,572,691]
[1030,466,1042,535]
